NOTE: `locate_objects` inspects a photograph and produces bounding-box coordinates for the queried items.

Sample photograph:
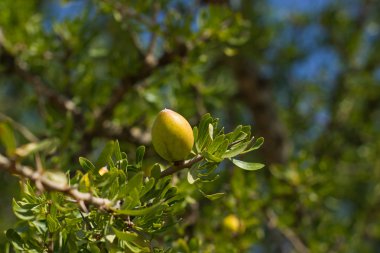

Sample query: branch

[0,151,202,210]
[110,1,156,29]
[87,43,188,138]
[160,155,203,178]
[0,154,112,209]
[100,125,151,146]
[0,113,39,142]
[16,67,81,117]
[267,209,310,253]
[144,3,160,67]
[0,30,81,118]
[231,57,289,164]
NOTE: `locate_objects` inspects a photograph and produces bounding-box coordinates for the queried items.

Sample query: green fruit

[152,109,194,162]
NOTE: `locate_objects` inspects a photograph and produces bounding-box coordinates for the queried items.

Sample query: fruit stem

[160,155,203,178]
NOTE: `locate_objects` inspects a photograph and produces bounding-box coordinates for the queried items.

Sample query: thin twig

[0,34,81,118]
[267,209,310,253]
[0,152,201,211]
[159,155,203,178]
[145,3,160,67]
[0,113,39,142]
[0,154,112,209]
[86,44,188,141]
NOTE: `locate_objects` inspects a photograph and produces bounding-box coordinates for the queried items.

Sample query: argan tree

[2,0,380,252]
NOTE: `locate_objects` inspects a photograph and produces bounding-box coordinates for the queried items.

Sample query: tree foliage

[1,0,380,252]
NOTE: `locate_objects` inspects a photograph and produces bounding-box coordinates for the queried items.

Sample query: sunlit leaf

[231,159,265,171]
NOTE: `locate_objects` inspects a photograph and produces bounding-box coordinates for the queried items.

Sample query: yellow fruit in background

[223,214,245,234]
[151,109,194,162]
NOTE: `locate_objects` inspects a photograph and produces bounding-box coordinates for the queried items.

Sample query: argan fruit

[223,214,245,234]
[151,109,194,162]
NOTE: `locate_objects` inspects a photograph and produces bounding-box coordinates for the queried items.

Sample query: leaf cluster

[1,113,264,252]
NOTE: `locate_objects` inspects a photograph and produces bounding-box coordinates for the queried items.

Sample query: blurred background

[1,0,380,252]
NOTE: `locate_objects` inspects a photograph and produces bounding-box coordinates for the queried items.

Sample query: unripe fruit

[151,109,194,162]
[223,214,245,234]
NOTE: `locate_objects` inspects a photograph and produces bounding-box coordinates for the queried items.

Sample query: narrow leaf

[135,146,145,168]
[114,140,122,161]
[116,202,166,216]
[222,138,253,158]
[199,189,225,200]
[241,137,264,154]
[15,138,59,158]
[113,227,138,242]
[126,172,143,195]
[79,157,95,172]
[47,214,60,232]
[208,123,214,140]
[187,169,199,184]
[231,159,265,171]
[0,123,16,156]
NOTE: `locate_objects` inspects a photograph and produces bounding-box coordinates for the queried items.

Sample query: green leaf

[202,151,223,162]
[14,138,59,158]
[213,139,229,157]
[197,114,213,151]
[79,157,95,172]
[150,163,162,179]
[113,227,150,252]
[126,172,143,195]
[222,138,253,158]
[193,126,198,143]
[135,146,145,168]
[231,159,265,171]
[208,123,214,140]
[207,134,225,154]
[114,140,122,161]
[187,169,199,184]
[198,163,218,177]
[113,227,139,242]
[12,199,35,221]
[241,137,264,154]
[116,201,166,216]
[225,125,242,142]
[88,244,101,253]
[199,189,225,200]
[5,229,23,248]
[140,178,155,197]
[46,214,60,232]
[0,123,16,156]
[95,141,114,168]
